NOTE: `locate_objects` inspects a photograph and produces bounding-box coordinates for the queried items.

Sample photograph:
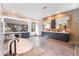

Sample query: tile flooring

[3,36,78,56]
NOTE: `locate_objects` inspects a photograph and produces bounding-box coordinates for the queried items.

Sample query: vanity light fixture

[48,16,54,20]
[55,13,65,19]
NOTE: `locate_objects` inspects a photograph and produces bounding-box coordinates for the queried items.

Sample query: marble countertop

[4,32,29,35]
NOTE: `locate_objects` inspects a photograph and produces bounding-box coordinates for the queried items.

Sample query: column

[0,3,4,55]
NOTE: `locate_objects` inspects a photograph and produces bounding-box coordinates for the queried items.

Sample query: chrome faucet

[15,34,20,42]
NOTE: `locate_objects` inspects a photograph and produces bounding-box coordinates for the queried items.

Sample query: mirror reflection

[5,23,28,32]
[43,15,70,33]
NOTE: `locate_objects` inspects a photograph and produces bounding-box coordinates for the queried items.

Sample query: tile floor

[3,36,78,56]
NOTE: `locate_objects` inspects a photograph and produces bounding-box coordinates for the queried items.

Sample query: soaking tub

[8,38,33,55]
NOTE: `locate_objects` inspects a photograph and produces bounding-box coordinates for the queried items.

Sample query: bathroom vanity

[41,32,69,42]
[4,32,29,39]
[42,14,70,42]
[2,16,30,40]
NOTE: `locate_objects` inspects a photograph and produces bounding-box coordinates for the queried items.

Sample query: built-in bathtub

[5,38,33,55]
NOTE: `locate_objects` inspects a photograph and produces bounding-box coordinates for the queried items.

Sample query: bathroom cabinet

[41,32,69,42]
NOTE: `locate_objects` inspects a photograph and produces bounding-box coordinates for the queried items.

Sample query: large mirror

[5,23,28,32]
[55,16,70,32]
[4,18,28,33]
[43,15,70,33]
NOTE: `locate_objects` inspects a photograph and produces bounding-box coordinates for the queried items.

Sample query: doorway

[30,22,36,36]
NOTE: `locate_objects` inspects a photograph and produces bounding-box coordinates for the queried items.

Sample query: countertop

[4,32,29,35]
[42,31,69,34]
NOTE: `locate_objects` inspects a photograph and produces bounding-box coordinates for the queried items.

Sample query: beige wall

[67,8,79,41]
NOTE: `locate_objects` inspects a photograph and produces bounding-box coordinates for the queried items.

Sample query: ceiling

[2,3,78,20]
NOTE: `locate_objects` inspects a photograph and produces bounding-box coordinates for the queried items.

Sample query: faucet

[9,34,20,56]
[15,34,20,42]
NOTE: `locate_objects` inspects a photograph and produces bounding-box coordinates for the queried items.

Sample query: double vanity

[42,14,70,42]
[41,32,69,42]
[4,32,29,39]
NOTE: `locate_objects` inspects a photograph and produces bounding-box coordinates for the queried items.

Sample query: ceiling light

[48,16,54,20]
[55,13,64,19]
